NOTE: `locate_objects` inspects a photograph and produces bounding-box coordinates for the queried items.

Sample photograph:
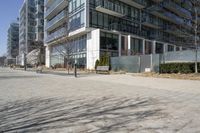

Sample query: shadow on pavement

[0,75,40,80]
[0,96,167,132]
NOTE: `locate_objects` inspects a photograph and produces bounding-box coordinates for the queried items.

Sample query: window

[156,43,164,54]
[98,12,103,27]
[69,10,85,32]
[145,41,152,54]
[69,0,85,13]
[100,32,119,51]
[130,38,143,55]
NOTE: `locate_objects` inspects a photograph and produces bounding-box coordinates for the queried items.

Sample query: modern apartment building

[19,0,44,65]
[7,22,19,64]
[44,0,199,69]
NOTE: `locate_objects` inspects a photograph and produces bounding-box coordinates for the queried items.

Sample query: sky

[0,0,23,56]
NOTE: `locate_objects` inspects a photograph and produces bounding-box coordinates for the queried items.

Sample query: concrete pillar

[180,46,183,51]
[163,43,167,53]
[128,35,131,56]
[118,34,122,57]
[142,39,145,55]
[86,29,100,70]
[152,41,156,54]
[45,45,51,68]
[174,45,176,51]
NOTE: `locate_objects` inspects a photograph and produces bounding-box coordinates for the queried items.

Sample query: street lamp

[23,52,27,71]
[74,58,77,78]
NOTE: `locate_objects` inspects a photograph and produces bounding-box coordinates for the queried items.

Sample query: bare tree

[54,39,73,74]
[25,41,45,67]
[30,41,45,66]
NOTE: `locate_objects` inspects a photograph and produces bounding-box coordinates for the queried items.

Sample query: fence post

[150,54,153,72]
[138,55,141,73]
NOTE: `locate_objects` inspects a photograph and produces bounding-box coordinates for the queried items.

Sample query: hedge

[160,63,200,74]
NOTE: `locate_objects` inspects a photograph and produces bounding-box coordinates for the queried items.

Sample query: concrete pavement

[0,68,200,132]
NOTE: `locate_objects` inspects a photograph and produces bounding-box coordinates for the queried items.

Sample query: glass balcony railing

[132,0,147,6]
[142,15,162,28]
[109,23,147,37]
[165,12,184,24]
[163,0,192,18]
[46,27,68,43]
[164,25,192,37]
[46,10,66,30]
[96,0,124,15]
[45,0,64,18]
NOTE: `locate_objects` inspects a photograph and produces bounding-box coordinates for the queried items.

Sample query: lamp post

[194,7,198,73]
[74,58,77,78]
[24,52,27,71]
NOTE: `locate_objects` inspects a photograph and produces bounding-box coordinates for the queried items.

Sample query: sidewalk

[13,67,96,77]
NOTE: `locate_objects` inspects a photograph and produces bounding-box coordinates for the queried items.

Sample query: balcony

[118,0,147,9]
[163,0,192,19]
[109,23,147,37]
[149,33,162,40]
[142,15,162,29]
[45,0,67,20]
[181,20,192,30]
[151,0,163,2]
[149,5,184,24]
[46,27,68,43]
[96,0,124,17]
[164,25,191,37]
[46,10,67,32]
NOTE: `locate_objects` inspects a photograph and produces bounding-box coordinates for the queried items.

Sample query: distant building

[0,56,6,66]
[18,0,44,65]
[7,22,19,65]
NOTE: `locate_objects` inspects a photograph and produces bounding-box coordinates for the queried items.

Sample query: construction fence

[111,50,200,73]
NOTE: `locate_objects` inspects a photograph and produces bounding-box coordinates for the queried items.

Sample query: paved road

[0,68,200,133]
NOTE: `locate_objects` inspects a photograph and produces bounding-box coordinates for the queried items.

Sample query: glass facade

[168,45,174,52]
[121,36,128,56]
[100,32,119,57]
[89,0,194,47]
[130,38,143,55]
[68,0,85,32]
[155,43,164,54]
[145,41,153,55]
[50,35,87,68]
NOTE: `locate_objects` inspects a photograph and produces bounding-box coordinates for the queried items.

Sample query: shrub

[99,53,110,66]
[95,59,100,69]
[160,63,200,74]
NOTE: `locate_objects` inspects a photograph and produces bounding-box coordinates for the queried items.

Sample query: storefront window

[156,43,164,54]
[145,41,152,54]
[50,35,87,68]
[130,38,143,55]
[100,32,119,57]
